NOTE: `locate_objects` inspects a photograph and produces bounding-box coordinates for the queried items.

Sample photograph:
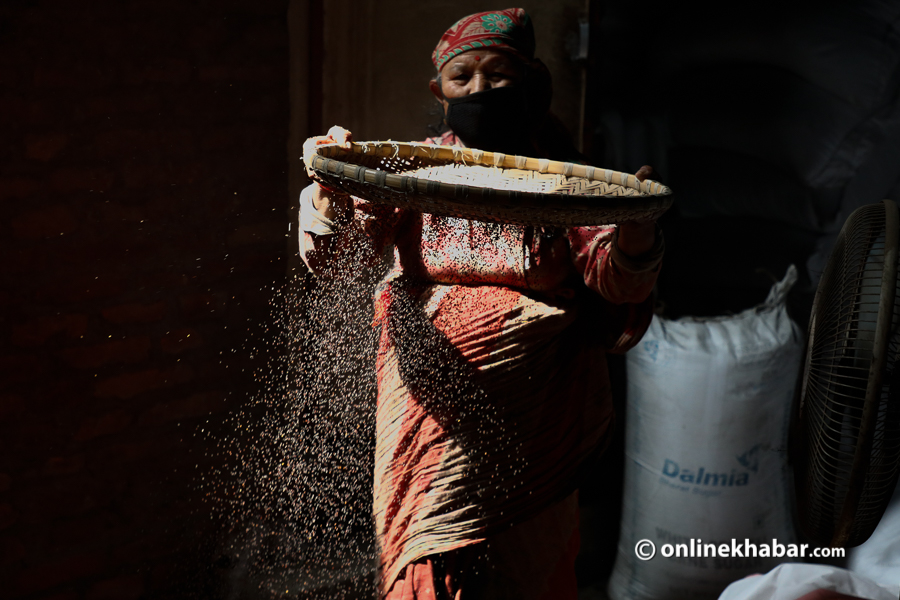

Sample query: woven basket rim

[304,140,674,226]
[306,141,673,199]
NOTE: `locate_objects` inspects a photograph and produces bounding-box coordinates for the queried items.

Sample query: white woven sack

[608,266,802,600]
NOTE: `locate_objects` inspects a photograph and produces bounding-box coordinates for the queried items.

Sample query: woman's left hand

[635,165,654,183]
[616,165,659,257]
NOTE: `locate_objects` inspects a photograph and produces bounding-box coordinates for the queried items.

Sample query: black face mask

[445,86,532,154]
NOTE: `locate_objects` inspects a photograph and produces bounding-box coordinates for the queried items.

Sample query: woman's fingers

[326,125,353,148]
[635,165,653,182]
[302,126,354,178]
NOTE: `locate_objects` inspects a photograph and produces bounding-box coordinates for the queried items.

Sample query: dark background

[1,0,898,598]
[0,1,292,598]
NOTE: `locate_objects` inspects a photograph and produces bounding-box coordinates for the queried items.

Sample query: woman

[299,9,663,599]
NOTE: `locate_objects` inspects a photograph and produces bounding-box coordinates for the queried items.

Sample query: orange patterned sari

[299,134,662,599]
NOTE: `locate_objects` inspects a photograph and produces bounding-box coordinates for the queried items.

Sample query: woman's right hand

[302,125,354,220]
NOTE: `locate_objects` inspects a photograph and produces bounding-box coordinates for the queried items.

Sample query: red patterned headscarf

[432,8,535,72]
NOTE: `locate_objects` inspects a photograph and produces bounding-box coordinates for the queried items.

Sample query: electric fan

[793,198,900,547]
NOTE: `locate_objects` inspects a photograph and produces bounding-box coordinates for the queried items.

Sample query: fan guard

[794,199,900,547]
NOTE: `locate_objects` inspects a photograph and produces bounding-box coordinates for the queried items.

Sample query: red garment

[298,133,663,598]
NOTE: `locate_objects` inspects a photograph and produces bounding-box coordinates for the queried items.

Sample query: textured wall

[0,1,291,598]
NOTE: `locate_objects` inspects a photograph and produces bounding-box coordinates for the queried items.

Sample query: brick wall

[0,1,292,598]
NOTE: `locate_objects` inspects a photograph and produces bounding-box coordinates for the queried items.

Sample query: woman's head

[429,8,553,153]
